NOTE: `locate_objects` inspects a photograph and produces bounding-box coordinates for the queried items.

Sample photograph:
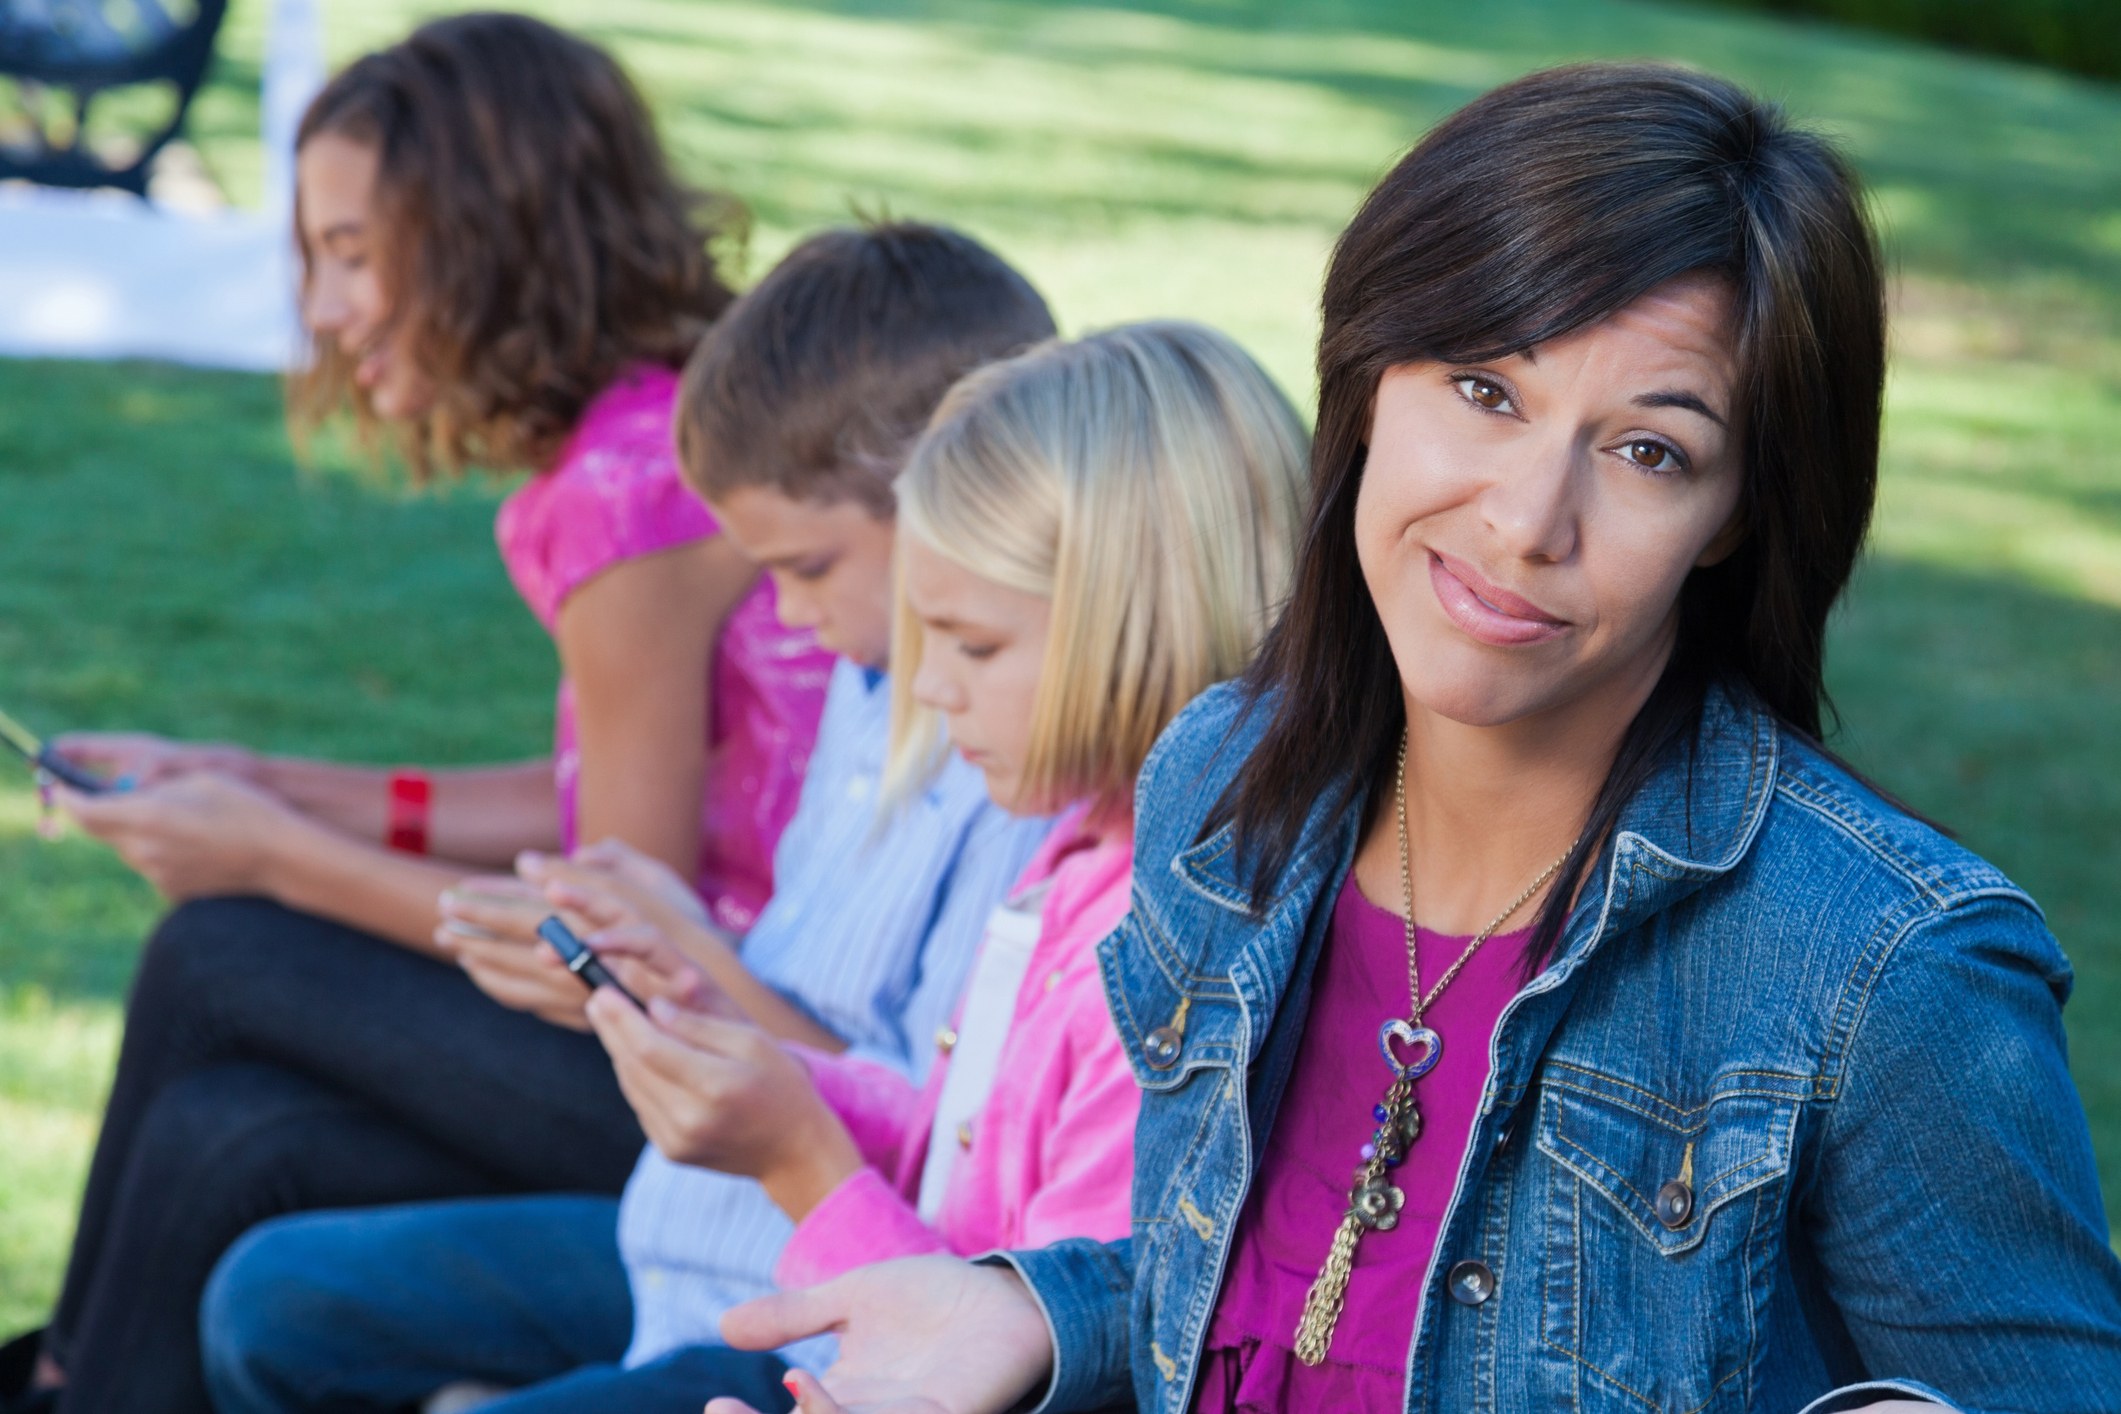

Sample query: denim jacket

[1003,680,2121,1413]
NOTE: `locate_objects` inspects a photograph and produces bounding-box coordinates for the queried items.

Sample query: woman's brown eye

[1472,380,1505,408]
[1629,440,1672,469]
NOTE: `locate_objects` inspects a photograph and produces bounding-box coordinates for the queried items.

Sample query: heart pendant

[1378,1020,1441,1080]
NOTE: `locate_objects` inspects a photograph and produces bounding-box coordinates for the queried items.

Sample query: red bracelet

[386,770,432,855]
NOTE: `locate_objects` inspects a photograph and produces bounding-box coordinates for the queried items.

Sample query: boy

[201,224,1060,1414]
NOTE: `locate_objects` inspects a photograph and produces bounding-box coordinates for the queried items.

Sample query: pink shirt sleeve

[494,367,718,631]
[779,1047,942,1289]
[536,462,717,622]
[775,977,1139,1288]
[1015,981,1141,1251]
[774,821,1140,1292]
[793,1045,927,1177]
[777,1169,952,1290]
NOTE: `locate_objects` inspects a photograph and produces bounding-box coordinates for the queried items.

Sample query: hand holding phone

[439,878,552,945]
[0,706,115,794]
[538,915,645,1009]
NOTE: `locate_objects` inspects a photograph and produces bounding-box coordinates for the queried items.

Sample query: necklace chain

[1396,733,1578,1025]
[1293,730,1585,1367]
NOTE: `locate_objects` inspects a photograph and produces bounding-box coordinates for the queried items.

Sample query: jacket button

[935,1027,958,1056]
[1655,1179,1695,1230]
[956,1121,974,1149]
[1142,1026,1183,1069]
[1446,1259,1496,1306]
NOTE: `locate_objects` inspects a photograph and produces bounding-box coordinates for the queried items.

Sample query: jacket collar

[1173,680,1780,961]
[1545,681,1780,979]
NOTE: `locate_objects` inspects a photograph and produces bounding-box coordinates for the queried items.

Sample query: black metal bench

[0,0,231,196]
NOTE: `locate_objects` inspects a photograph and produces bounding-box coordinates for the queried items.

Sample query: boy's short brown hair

[676,222,1056,514]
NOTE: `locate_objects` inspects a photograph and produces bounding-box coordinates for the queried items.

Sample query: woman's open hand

[584,991,859,1219]
[54,771,298,899]
[705,1256,1054,1414]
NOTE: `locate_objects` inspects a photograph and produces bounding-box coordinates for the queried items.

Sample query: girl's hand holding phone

[583,990,860,1220]
[55,771,303,900]
[564,918,727,1014]
[51,732,262,790]
[524,847,734,1008]
[442,875,727,1028]
[521,837,711,933]
[438,876,551,945]
[439,877,596,1029]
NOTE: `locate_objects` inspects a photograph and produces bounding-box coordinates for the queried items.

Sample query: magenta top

[1194,874,1531,1412]
[492,364,833,932]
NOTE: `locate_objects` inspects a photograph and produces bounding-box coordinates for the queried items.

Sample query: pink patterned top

[492,364,833,932]
[1193,875,1531,1413]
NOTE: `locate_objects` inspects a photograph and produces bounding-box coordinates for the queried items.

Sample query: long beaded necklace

[1292,733,1584,1366]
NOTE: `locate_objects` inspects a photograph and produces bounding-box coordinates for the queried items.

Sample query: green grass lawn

[3,0,2118,1332]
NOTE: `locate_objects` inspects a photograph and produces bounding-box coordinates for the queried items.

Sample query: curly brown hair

[290,11,742,477]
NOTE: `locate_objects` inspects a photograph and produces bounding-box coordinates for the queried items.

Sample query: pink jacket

[776,807,1139,1288]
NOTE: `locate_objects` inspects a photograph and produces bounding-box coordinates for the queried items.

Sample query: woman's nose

[303,277,349,334]
[1481,438,1581,564]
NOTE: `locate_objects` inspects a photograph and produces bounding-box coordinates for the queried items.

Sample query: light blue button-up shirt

[619,658,1050,1368]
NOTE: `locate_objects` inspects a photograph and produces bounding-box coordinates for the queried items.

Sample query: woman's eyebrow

[1633,389,1727,428]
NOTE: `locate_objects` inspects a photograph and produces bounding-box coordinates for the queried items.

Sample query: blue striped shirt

[619,659,1050,1367]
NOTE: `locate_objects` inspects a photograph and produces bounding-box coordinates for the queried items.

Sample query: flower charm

[1351,1177,1406,1231]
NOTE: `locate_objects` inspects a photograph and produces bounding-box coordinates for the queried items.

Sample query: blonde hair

[887,321,1309,815]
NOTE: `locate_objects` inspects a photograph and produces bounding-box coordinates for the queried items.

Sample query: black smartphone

[537,915,644,1008]
[0,706,114,794]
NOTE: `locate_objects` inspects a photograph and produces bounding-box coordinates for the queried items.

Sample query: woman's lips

[352,346,387,389]
[1427,551,1569,647]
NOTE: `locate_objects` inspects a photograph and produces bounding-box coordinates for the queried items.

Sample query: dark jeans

[200,1196,790,1414]
[46,897,646,1414]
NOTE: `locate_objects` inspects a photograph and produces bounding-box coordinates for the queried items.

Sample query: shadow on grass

[545,0,2121,312]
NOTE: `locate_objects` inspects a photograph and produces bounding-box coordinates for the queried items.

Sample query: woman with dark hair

[2,13,831,1414]
[698,62,2121,1414]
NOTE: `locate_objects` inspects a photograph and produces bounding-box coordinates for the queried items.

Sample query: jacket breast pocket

[1535,1070,1801,1413]
[1098,904,1245,1093]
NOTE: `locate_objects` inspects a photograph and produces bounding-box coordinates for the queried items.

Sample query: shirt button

[1142,1026,1182,1069]
[1447,1259,1497,1306]
[1656,1178,1696,1230]
[956,1121,974,1149]
[935,1027,959,1055]
[1044,969,1062,993]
